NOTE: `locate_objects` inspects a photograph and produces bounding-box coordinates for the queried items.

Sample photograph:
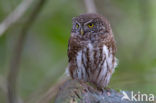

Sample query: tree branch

[0,0,34,36]
[0,75,7,94]
[84,0,97,13]
[0,75,24,103]
[55,80,152,103]
[7,0,47,103]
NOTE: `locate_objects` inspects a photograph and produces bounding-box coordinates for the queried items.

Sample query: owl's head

[71,13,111,36]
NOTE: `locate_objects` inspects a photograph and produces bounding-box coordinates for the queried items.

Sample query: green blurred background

[0,0,156,102]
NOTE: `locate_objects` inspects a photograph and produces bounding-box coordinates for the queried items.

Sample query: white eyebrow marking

[84,19,94,25]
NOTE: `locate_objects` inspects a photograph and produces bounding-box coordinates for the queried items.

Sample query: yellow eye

[88,23,94,28]
[76,24,79,28]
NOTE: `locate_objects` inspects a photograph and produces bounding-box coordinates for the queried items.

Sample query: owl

[67,13,118,89]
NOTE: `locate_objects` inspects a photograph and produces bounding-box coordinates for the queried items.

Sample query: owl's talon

[107,91,111,96]
[105,87,111,96]
[99,87,111,96]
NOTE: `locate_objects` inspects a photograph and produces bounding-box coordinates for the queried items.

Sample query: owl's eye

[88,23,94,28]
[76,24,79,28]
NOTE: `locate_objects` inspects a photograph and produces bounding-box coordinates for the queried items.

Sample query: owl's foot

[99,87,111,96]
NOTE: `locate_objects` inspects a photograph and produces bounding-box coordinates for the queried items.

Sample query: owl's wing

[67,36,81,62]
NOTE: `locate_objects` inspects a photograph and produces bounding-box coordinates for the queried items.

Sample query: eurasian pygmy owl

[67,13,118,89]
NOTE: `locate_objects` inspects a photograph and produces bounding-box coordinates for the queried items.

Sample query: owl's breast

[69,41,118,86]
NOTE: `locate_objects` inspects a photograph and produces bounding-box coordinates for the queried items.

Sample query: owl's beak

[80,28,84,35]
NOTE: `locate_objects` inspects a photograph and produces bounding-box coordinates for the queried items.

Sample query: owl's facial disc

[77,20,96,36]
[72,18,104,36]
